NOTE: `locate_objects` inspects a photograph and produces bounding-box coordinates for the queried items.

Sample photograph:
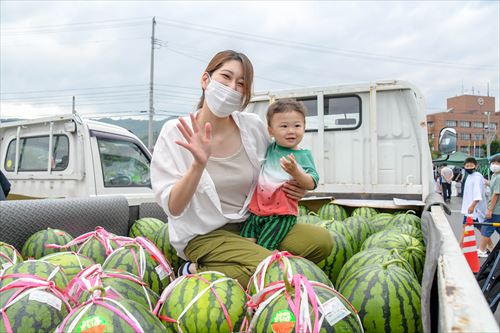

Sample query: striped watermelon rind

[56,296,165,332]
[336,248,416,289]
[154,223,184,273]
[341,216,376,253]
[0,241,23,269]
[0,260,69,291]
[316,229,354,287]
[249,277,363,333]
[247,252,333,296]
[21,228,75,259]
[351,206,379,219]
[102,242,172,295]
[318,203,348,221]
[296,212,323,225]
[388,210,422,230]
[369,213,395,232]
[77,235,120,265]
[158,271,247,333]
[40,251,95,282]
[297,205,310,216]
[129,217,165,241]
[338,261,423,333]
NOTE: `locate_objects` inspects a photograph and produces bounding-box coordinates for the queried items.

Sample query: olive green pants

[183,222,333,288]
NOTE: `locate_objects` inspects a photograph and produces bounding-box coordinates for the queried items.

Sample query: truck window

[97,138,151,188]
[299,95,361,131]
[4,135,69,172]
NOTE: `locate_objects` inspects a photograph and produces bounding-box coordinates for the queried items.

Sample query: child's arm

[486,193,499,219]
[280,154,315,190]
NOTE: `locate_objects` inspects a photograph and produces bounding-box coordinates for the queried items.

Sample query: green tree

[481,139,500,157]
[429,138,440,159]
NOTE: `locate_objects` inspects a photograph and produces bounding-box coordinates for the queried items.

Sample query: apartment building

[427,94,498,157]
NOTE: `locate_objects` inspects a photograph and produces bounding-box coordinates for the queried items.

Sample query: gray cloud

[1,1,498,119]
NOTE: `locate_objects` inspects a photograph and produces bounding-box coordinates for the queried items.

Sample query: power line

[157,17,498,71]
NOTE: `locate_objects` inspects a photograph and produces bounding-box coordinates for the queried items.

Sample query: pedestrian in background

[440,163,453,203]
[460,157,487,246]
[479,155,500,257]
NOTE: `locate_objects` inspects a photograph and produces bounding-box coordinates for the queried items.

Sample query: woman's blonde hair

[197,50,254,110]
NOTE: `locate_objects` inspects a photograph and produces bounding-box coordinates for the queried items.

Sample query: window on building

[460,133,470,140]
[427,121,434,128]
[474,121,484,128]
[4,135,69,172]
[491,123,497,130]
[459,121,471,128]
[460,146,470,154]
[445,120,457,127]
[474,134,484,140]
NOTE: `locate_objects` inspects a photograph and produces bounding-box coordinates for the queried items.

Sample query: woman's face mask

[490,163,500,174]
[204,74,243,118]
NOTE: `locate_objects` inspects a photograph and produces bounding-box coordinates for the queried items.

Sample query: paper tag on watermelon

[321,297,350,326]
[155,264,168,280]
[28,290,62,311]
[271,309,295,333]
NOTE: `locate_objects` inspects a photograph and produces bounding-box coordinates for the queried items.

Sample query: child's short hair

[491,155,500,164]
[266,99,307,126]
[464,157,478,166]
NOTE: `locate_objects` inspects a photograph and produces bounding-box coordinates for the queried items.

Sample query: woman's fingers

[176,122,192,143]
[282,180,307,200]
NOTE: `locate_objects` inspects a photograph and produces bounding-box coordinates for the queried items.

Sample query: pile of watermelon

[0,204,426,332]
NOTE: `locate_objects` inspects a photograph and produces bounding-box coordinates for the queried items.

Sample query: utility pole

[148,17,157,151]
[72,96,76,114]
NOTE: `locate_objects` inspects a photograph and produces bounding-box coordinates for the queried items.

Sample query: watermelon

[321,220,356,246]
[56,296,164,333]
[336,248,416,288]
[247,251,332,295]
[316,229,354,287]
[351,206,378,219]
[0,260,69,291]
[386,223,424,243]
[154,223,184,273]
[156,271,247,332]
[102,237,174,294]
[368,213,395,232]
[298,205,310,216]
[341,216,376,253]
[0,278,72,333]
[21,228,75,259]
[338,260,422,333]
[360,231,426,281]
[296,212,323,225]
[129,217,165,240]
[0,241,23,270]
[74,227,123,265]
[40,251,95,281]
[388,210,422,230]
[318,203,348,221]
[248,274,363,333]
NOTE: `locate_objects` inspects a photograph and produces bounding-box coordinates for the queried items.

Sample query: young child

[480,155,500,256]
[240,99,319,250]
[460,157,487,247]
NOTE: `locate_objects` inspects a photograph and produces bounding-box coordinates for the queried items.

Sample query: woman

[151,50,332,287]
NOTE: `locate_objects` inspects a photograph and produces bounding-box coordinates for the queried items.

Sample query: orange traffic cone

[462,216,480,273]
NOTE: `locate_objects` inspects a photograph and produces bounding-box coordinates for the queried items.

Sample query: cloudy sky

[1,1,498,120]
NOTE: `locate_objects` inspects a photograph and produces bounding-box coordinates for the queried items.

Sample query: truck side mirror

[438,127,457,155]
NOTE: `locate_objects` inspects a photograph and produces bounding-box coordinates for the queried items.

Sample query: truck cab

[0,114,154,205]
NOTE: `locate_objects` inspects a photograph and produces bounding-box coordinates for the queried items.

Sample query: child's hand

[280,154,298,176]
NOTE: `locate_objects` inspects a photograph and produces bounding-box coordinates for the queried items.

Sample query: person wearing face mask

[479,155,500,257]
[150,50,332,287]
[459,157,487,247]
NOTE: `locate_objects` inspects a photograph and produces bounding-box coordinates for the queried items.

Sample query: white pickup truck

[0,80,498,331]
[0,114,154,206]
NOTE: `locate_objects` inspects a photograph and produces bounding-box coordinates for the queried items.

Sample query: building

[427,94,498,158]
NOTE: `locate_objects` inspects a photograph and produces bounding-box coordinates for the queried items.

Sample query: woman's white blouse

[151,111,270,259]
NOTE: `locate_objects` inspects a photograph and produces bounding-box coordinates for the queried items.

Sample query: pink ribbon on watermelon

[45,226,121,255]
[248,250,295,294]
[65,264,104,302]
[0,244,20,266]
[0,278,72,333]
[246,274,323,333]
